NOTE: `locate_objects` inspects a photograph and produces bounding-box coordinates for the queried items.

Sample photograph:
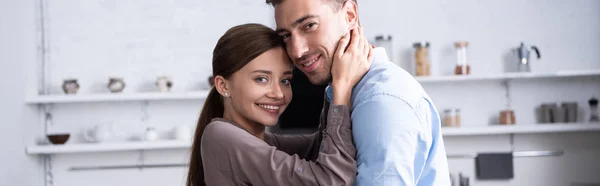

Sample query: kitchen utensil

[514,42,541,72]
[84,123,116,143]
[47,133,70,144]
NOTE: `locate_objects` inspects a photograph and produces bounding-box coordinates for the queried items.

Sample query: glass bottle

[454,41,471,75]
[454,108,462,126]
[374,35,393,62]
[589,98,599,122]
[413,42,431,76]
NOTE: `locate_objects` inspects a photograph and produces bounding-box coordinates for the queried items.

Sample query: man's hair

[266,0,357,10]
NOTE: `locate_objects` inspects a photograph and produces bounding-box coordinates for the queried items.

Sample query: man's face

[274,0,353,85]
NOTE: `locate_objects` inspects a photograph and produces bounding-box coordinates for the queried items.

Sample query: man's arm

[352,94,433,185]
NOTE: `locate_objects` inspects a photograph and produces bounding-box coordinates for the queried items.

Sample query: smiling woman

[186,22,371,186]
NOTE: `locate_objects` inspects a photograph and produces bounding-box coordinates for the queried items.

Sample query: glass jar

[374,35,393,62]
[443,109,455,127]
[443,108,461,127]
[454,108,461,126]
[413,42,431,76]
[454,41,471,75]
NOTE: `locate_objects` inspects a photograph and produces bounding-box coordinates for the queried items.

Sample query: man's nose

[289,35,309,60]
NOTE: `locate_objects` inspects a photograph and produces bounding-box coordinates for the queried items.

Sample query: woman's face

[225,47,293,126]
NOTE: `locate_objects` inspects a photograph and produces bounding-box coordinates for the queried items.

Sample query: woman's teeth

[258,104,279,110]
[303,58,318,67]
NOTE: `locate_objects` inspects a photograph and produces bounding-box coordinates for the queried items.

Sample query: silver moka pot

[515,42,541,72]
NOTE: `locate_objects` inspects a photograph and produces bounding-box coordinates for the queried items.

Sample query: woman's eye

[255,77,268,83]
[281,79,291,85]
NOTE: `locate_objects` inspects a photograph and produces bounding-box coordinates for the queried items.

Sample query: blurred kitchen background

[1,0,599,186]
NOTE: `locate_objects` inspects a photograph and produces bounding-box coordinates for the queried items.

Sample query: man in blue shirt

[266,0,451,185]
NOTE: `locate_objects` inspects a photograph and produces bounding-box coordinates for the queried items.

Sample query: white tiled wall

[3,0,599,185]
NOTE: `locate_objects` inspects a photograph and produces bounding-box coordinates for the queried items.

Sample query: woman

[187,23,372,186]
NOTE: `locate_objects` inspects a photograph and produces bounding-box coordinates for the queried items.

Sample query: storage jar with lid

[454,41,471,75]
[413,42,431,76]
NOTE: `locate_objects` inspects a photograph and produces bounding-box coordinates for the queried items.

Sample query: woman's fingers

[335,33,350,59]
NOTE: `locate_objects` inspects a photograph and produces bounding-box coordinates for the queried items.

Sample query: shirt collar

[325,47,388,103]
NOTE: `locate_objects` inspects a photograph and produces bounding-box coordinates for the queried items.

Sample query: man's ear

[214,75,230,97]
[341,0,359,28]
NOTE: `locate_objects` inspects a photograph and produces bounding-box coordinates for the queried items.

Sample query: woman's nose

[266,83,284,99]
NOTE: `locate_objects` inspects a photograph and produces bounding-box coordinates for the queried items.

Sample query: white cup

[172,125,192,141]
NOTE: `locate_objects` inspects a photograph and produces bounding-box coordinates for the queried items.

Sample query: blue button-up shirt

[326,47,451,186]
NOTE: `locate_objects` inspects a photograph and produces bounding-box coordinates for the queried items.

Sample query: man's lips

[297,54,321,73]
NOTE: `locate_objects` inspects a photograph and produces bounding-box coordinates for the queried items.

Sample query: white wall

[357,0,600,185]
[1,0,599,185]
[0,0,44,185]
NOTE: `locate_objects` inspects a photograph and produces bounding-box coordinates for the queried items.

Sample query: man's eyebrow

[275,14,319,34]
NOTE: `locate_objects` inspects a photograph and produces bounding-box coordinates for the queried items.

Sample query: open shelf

[25,91,210,104]
[23,70,600,104]
[415,69,600,83]
[26,123,600,155]
[442,123,600,136]
[26,140,191,154]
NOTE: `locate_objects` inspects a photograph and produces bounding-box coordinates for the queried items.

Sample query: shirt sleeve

[263,132,319,159]
[228,105,357,185]
[351,95,433,186]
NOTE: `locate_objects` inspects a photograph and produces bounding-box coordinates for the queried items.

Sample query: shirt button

[334,108,339,113]
[332,119,338,123]
[297,167,303,172]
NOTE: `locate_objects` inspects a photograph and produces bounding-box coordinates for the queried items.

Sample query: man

[265,0,451,185]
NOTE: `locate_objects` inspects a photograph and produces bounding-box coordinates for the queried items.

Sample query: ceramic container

[156,76,173,92]
[108,77,125,93]
[62,79,80,94]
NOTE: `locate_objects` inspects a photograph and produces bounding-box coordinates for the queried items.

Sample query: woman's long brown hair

[186,23,284,186]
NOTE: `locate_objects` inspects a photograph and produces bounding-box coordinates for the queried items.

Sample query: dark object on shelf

[458,173,470,186]
[562,102,578,123]
[47,133,70,144]
[589,97,599,122]
[476,153,514,180]
[278,67,326,130]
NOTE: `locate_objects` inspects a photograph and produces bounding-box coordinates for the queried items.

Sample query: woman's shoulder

[202,118,264,149]
[203,118,243,140]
